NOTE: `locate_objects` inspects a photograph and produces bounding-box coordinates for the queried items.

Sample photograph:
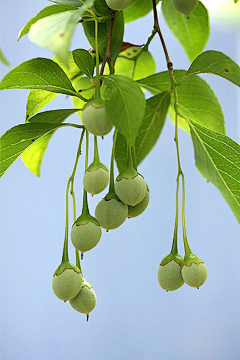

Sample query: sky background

[1,1,240,360]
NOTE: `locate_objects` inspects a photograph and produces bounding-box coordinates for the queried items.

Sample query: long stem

[82,130,90,216]
[94,135,100,164]
[171,172,180,255]
[94,19,101,98]
[100,13,116,76]
[181,173,192,256]
[109,130,118,193]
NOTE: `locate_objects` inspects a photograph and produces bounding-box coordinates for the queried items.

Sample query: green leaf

[102,75,146,146]
[162,0,209,62]
[137,70,225,134]
[234,0,239,3]
[18,4,78,40]
[72,49,95,78]
[186,50,240,87]
[123,0,160,23]
[0,47,10,66]
[50,0,84,5]
[0,58,79,97]
[188,119,240,224]
[28,0,95,65]
[0,122,72,178]
[115,92,170,172]
[83,11,124,63]
[71,76,95,120]
[21,108,80,176]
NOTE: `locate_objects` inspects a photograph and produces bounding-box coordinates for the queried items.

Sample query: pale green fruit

[71,214,101,254]
[69,279,96,317]
[84,164,109,195]
[172,0,198,17]
[106,0,132,11]
[95,194,128,230]
[52,262,83,301]
[158,253,184,291]
[115,168,147,206]
[181,262,207,288]
[128,187,150,218]
[82,98,113,136]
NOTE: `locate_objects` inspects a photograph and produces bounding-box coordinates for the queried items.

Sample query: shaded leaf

[188,119,240,224]
[162,0,209,62]
[72,49,95,78]
[102,75,146,146]
[123,0,160,23]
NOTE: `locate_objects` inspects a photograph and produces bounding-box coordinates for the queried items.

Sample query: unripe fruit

[82,98,113,136]
[69,278,96,318]
[181,253,207,288]
[71,214,101,255]
[95,192,128,230]
[115,168,147,206]
[106,0,132,11]
[83,162,109,195]
[52,262,83,302]
[158,253,184,291]
[172,0,198,17]
[128,186,150,218]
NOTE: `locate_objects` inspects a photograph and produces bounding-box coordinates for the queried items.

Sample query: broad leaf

[162,0,209,62]
[18,4,77,40]
[83,11,124,64]
[137,70,225,134]
[102,75,146,146]
[123,0,160,23]
[0,123,72,178]
[188,119,240,224]
[0,58,79,97]
[21,109,80,176]
[50,0,84,5]
[72,49,95,78]
[186,51,240,87]
[28,0,95,65]
[115,92,170,172]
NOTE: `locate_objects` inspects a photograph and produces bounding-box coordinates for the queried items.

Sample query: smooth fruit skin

[71,220,102,253]
[52,267,83,301]
[95,197,128,230]
[115,173,147,206]
[181,262,207,288]
[158,260,184,291]
[84,167,109,195]
[128,187,150,218]
[82,99,113,136]
[69,279,96,316]
[172,0,198,17]
[106,0,132,11]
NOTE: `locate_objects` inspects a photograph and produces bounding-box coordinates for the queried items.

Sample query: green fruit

[95,192,128,230]
[52,262,83,301]
[158,253,184,291]
[82,98,113,136]
[115,168,147,206]
[172,0,198,17]
[128,186,150,218]
[84,162,109,195]
[106,0,132,11]
[181,253,207,288]
[69,278,97,318]
[71,214,102,254]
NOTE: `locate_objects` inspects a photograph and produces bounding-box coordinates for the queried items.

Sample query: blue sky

[1,1,240,360]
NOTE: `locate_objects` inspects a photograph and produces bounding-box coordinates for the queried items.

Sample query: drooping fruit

[128,186,150,218]
[172,0,198,17]
[84,162,109,195]
[95,192,128,230]
[82,98,113,136]
[69,278,97,319]
[52,262,83,301]
[115,167,147,206]
[106,0,132,12]
[158,253,184,291]
[181,253,207,288]
[71,214,102,255]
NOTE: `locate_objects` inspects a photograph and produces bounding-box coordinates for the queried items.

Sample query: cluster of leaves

[0,0,240,228]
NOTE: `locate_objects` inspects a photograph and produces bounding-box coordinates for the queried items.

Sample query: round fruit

[181,253,207,288]
[84,163,109,195]
[172,0,198,17]
[71,214,102,254]
[158,253,184,291]
[128,186,150,218]
[106,0,132,11]
[95,194,128,230]
[115,169,147,206]
[69,279,96,317]
[52,262,83,301]
[82,98,113,136]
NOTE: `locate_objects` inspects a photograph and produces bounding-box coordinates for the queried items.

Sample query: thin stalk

[94,19,101,98]
[109,130,118,193]
[94,135,100,163]
[171,172,180,255]
[181,173,192,256]
[100,14,116,76]
[82,130,90,216]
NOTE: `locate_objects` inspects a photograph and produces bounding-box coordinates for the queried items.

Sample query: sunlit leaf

[123,0,160,23]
